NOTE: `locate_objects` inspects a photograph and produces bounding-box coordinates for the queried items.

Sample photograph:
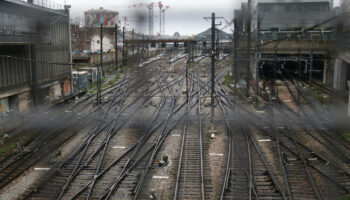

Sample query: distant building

[333,0,350,90]
[195,28,232,41]
[0,0,72,114]
[71,24,92,55]
[252,0,336,31]
[233,0,338,92]
[84,7,119,53]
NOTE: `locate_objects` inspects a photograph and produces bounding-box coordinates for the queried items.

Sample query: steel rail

[244,73,349,195]
[56,76,134,199]
[197,66,205,200]
[216,90,258,199]
[99,74,211,200]
[57,70,176,199]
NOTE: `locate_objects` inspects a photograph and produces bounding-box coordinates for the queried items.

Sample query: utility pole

[233,18,238,111]
[187,39,191,63]
[298,33,301,103]
[272,33,277,98]
[97,24,103,105]
[247,0,252,96]
[122,26,126,66]
[142,33,145,61]
[203,12,223,123]
[211,12,216,123]
[309,39,314,87]
[255,18,260,108]
[132,29,135,57]
[115,24,118,70]
[100,24,104,76]
[186,39,189,104]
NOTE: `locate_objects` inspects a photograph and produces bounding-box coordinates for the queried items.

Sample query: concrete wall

[18,91,30,113]
[333,57,349,90]
[260,39,334,54]
[0,98,9,114]
[0,1,72,112]
[252,1,335,31]
[0,90,31,115]
[62,80,71,96]
[48,82,62,102]
[91,34,114,53]
[90,52,115,65]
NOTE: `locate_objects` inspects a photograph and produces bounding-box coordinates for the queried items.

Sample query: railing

[0,55,71,93]
[258,31,335,41]
[0,24,51,44]
[0,33,50,44]
[19,0,64,10]
[0,56,31,92]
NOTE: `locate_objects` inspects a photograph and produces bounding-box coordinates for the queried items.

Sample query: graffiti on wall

[85,13,117,27]
[64,80,70,95]
[0,99,8,114]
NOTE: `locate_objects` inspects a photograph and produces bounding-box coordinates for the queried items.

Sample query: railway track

[214,65,350,200]
[0,73,136,191]
[173,68,208,200]
[217,82,285,200]
[26,58,190,199]
[274,73,350,166]
[260,69,350,199]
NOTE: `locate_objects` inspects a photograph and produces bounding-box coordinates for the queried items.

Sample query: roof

[195,28,232,40]
[85,7,118,14]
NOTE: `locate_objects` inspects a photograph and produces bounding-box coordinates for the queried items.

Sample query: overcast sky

[61,0,341,36]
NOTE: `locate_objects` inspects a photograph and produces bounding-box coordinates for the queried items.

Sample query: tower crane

[111,2,161,37]
[161,6,170,35]
[158,2,163,36]
[120,16,139,27]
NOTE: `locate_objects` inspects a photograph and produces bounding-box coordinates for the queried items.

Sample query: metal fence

[0,56,31,92]
[0,33,50,44]
[0,55,71,93]
[19,0,64,10]
[259,31,335,41]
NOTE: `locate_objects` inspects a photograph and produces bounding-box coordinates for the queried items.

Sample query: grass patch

[343,132,350,143]
[0,143,16,157]
[89,88,98,94]
[292,169,300,178]
[223,72,235,86]
[102,75,120,89]
[337,196,350,200]
[321,82,332,88]
[308,87,332,111]
[119,65,128,73]
[0,135,30,157]
[206,132,211,142]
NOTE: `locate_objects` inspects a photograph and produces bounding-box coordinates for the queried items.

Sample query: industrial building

[84,7,119,53]
[233,0,340,92]
[334,0,350,91]
[252,0,336,31]
[0,0,72,114]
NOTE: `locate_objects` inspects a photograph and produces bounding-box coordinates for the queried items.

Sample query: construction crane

[111,2,161,37]
[120,16,139,27]
[147,2,158,37]
[158,2,163,36]
[161,6,170,35]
